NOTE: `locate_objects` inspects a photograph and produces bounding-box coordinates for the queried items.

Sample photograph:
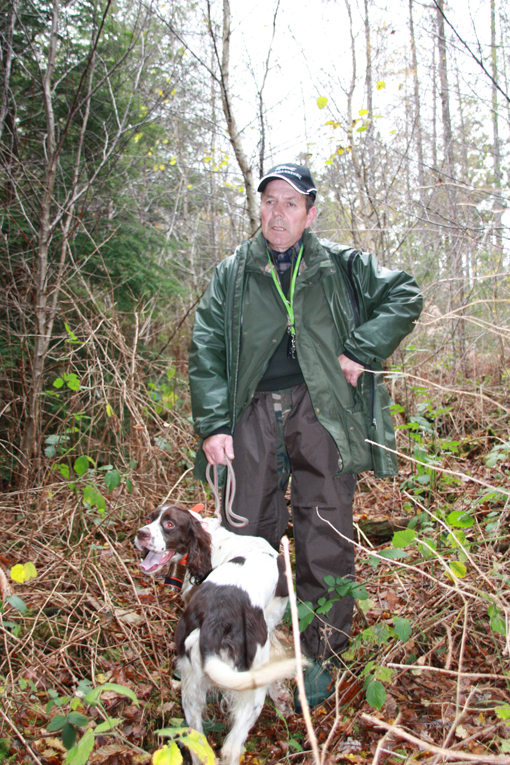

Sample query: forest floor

[1,402,509,765]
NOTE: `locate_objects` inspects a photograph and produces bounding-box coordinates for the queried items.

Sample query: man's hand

[203,434,235,465]
[338,353,365,387]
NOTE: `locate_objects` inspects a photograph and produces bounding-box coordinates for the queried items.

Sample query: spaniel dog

[135,504,296,765]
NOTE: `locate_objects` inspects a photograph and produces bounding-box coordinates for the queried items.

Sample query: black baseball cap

[257,163,317,199]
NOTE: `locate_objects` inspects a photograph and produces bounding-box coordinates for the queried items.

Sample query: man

[188,163,422,709]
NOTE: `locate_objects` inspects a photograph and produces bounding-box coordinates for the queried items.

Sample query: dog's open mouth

[139,549,175,573]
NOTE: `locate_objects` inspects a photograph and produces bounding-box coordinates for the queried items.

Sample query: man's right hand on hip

[203,434,235,465]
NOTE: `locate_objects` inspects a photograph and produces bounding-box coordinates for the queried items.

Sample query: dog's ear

[186,515,212,581]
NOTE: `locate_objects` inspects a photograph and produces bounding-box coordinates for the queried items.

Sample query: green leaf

[64,373,81,391]
[82,485,106,513]
[66,712,89,727]
[64,728,95,765]
[104,469,121,491]
[55,463,70,479]
[297,601,315,631]
[84,682,138,707]
[126,478,133,494]
[417,538,437,559]
[378,548,408,560]
[94,717,122,733]
[449,561,467,578]
[374,666,393,683]
[61,722,78,750]
[47,714,67,732]
[393,617,412,642]
[446,511,474,528]
[366,680,386,709]
[392,529,416,548]
[323,575,336,587]
[6,594,27,614]
[74,456,90,477]
[317,96,328,109]
[53,378,64,389]
[495,705,510,721]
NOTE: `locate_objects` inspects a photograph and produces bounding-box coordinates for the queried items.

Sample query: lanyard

[267,244,303,357]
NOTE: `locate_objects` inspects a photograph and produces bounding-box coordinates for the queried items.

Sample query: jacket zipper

[230,254,243,431]
[346,251,376,429]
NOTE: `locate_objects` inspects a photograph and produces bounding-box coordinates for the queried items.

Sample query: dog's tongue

[140,550,174,572]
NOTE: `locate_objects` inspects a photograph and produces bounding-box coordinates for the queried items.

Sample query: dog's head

[135,504,212,580]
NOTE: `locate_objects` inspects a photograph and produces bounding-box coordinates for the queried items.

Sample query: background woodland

[0,0,509,763]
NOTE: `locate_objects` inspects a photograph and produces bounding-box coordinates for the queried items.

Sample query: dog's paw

[268,679,293,717]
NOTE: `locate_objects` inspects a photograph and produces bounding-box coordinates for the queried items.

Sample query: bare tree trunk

[0,0,17,143]
[436,0,465,377]
[491,0,504,254]
[257,0,280,177]
[20,0,60,472]
[207,0,258,238]
[409,0,426,210]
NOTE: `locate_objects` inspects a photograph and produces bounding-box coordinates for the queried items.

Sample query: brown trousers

[223,383,356,660]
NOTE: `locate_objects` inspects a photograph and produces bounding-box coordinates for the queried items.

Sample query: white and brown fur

[135,504,296,765]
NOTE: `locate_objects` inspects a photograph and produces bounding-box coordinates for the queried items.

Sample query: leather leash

[205,457,248,528]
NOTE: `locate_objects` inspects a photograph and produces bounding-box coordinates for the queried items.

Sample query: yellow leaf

[163,139,168,144]
[171,89,177,95]
[106,404,115,418]
[324,160,333,165]
[183,731,215,765]
[449,561,467,578]
[10,564,25,583]
[359,108,369,116]
[133,132,143,142]
[187,184,192,189]
[24,562,37,581]
[170,160,176,165]
[317,96,328,109]
[153,743,182,765]
[159,165,165,170]
[154,165,159,171]
[376,80,386,90]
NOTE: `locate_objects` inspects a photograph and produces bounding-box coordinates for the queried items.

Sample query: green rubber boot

[294,659,336,713]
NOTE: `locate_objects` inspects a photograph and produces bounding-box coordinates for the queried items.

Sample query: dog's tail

[204,656,298,692]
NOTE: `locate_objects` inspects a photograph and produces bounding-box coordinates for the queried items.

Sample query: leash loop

[205,457,248,528]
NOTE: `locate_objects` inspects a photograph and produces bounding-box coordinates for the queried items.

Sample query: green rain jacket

[189,229,423,481]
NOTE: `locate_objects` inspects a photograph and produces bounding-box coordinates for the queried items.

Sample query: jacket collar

[246,229,332,275]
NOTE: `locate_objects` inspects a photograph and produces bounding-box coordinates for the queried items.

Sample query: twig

[0,706,45,765]
[361,713,510,763]
[365,440,510,500]
[281,536,320,765]
[387,663,509,680]
[372,711,401,765]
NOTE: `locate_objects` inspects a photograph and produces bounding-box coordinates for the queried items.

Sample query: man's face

[260,179,316,252]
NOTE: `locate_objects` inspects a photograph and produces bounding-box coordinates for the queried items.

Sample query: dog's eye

[163,521,174,530]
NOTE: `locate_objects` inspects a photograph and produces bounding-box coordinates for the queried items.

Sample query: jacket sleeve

[188,261,232,439]
[342,251,423,365]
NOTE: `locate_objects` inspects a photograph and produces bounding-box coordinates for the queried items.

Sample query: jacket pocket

[343,407,372,473]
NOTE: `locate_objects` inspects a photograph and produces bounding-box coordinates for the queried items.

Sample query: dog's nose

[137,528,150,541]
